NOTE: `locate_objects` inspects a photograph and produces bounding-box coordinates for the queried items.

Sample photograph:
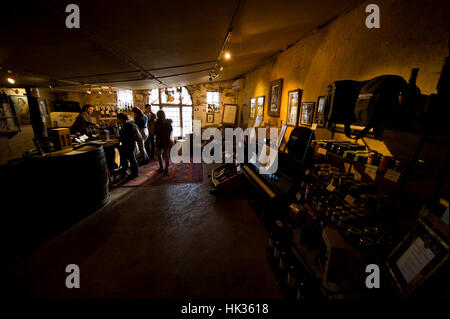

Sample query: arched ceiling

[0,0,360,91]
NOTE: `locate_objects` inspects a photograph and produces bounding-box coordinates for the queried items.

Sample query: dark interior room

[0,0,448,314]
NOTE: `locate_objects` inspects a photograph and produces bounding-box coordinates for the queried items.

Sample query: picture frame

[37,98,48,116]
[257,96,265,117]
[314,96,326,127]
[286,89,302,127]
[386,216,449,297]
[253,115,263,128]
[249,98,256,119]
[300,102,315,126]
[222,104,238,126]
[207,104,219,113]
[277,124,288,149]
[268,79,283,117]
[207,113,214,123]
[10,95,30,124]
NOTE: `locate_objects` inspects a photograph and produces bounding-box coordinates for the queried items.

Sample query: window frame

[148,87,193,138]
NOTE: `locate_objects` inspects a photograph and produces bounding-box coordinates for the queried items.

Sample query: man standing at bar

[70,104,100,135]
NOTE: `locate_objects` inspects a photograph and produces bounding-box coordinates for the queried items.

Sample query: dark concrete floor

[5,164,283,299]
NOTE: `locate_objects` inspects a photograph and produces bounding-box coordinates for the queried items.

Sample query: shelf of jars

[265,150,406,298]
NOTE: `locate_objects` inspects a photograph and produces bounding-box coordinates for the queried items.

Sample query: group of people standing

[117,104,173,180]
[70,103,173,181]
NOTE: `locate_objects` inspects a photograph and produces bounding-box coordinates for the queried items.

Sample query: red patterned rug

[117,161,203,187]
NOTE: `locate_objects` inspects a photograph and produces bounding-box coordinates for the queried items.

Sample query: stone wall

[237,0,448,159]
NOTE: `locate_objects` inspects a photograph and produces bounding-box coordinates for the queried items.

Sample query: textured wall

[186,81,237,127]
[237,0,448,158]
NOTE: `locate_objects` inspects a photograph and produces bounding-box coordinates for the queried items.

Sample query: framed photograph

[314,96,326,127]
[253,115,263,128]
[268,79,283,117]
[207,104,219,113]
[207,113,214,123]
[257,96,265,117]
[386,216,449,297]
[222,104,238,126]
[249,98,256,119]
[37,98,48,116]
[10,95,30,124]
[277,124,288,149]
[300,102,315,126]
[286,89,302,127]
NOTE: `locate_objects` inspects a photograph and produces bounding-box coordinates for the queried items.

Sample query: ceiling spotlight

[87,87,92,94]
[98,88,103,94]
[224,52,231,60]
[7,77,15,84]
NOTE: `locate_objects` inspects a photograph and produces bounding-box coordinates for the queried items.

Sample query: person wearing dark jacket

[117,113,140,179]
[154,110,172,173]
[144,104,156,159]
[70,104,99,135]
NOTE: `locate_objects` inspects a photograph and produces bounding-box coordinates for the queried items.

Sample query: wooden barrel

[23,144,110,217]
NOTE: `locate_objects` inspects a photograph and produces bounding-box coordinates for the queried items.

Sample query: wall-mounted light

[98,88,103,94]
[224,52,231,60]
[87,87,92,94]
[7,77,15,84]
[108,87,113,94]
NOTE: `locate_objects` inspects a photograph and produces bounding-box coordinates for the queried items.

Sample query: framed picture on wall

[286,89,302,127]
[257,96,265,117]
[207,104,219,113]
[10,95,30,124]
[314,96,326,127]
[300,102,315,126]
[250,98,256,119]
[268,79,283,117]
[207,113,214,123]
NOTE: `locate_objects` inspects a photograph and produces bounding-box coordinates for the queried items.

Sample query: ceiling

[0,0,359,92]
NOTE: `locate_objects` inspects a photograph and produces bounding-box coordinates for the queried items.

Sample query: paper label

[318,148,327,155]
[365,164,378,181]
[326,184,336,192]
[345,194,356,205]
[311,123,318,130]
[384,169,401,183]
[396,237,435,284]
[296,192,301,201]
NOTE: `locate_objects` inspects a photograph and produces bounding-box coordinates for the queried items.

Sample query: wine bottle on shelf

[99,106,104,117]
[105,105,110,118]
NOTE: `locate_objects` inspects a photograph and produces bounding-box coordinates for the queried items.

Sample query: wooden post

[26,87,48,139]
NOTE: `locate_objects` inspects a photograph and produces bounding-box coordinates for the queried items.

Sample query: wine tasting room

[0,0,448,306]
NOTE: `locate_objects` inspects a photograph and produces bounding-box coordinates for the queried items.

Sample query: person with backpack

[117,112,141,180]
[154,110,173,173]
[144,104,156,160]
